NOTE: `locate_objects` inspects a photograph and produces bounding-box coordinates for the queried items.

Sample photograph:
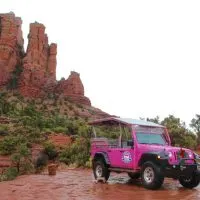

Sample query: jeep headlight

[168,152,173,158]
[188,152,193,158]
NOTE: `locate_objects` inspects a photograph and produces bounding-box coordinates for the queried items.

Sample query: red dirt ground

[0,169,199,200]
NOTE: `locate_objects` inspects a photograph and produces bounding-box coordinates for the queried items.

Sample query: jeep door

[107,126,134,169]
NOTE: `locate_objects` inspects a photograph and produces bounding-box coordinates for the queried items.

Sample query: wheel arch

[138,153,161,167]
[93,152,110,165]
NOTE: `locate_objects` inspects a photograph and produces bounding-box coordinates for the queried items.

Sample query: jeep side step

[108,167,139,173]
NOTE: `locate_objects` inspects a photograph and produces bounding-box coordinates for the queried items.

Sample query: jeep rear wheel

[179,173,200,189]
[128,172,140,179]
[93,159,110,181]
[141,161,164,190]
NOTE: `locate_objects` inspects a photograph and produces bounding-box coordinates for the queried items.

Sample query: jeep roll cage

[89,117,171,146]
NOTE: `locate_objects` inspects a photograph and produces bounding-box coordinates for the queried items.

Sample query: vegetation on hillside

[0,92,91,181]
[0,91,200,181]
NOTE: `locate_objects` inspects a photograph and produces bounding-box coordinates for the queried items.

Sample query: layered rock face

[0,12,91,106]
[0,12,24,88]
[57,71,91,106]
[19,23,57,97]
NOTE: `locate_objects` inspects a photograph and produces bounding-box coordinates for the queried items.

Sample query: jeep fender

[138,152,168,167]
[93,152,110,165]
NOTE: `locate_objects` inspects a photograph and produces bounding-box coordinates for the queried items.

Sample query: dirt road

[0,169,199,200]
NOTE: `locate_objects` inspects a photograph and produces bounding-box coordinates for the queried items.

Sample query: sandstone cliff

[56,71,91,106]
[0,12,24,88]
[0,12,91,106]
[19,22,57,98]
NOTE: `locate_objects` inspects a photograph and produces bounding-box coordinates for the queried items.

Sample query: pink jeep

[89,117,200,190]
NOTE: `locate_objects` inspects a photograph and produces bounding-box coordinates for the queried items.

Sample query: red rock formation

[62,71,84,96]
[48,43,57,81]
[0,12,24,88]
[0,12,92,106]
[0,155,11,174]
[57,71,91,106]
[49,134,71,147]
[19,23,57,97]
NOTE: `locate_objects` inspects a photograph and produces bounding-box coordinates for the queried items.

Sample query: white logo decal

[122,151,132,163]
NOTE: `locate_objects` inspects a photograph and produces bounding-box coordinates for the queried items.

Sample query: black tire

[128,172,140,179]
[141,161,164,190]
[92,159,110,181]
[179,173,200,189]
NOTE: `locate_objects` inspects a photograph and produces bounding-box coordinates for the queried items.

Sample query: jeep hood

[139,144,193,154]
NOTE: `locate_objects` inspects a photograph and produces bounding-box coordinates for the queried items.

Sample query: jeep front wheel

[141,161,164,190]
[179,174,200,189]
[93,159,110,181]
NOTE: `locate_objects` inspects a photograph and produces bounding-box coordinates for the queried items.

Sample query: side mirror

[127,140,134,147]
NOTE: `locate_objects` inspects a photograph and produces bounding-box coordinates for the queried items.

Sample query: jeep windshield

[136,132,166,145]
[134,126,167,145]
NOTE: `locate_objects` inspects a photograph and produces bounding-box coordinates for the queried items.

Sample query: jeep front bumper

[162,158,200,179]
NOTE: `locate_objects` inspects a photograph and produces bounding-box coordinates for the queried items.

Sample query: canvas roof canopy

[89,117,164,128]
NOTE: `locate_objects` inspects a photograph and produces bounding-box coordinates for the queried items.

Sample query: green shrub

[11,144,33,174]
[0,136,18,155]
[0,124,9,136]
[21,105,39,117]
[0,134,30,155]
[43,141,57,160]
[53,126,68,133]
[58,146,71,165]
[44,118,55,129]
[0,101,14,115]
[42,128,52,134]
[66,121,79,135]
[182,134,197,149]
[59,138,90,167]
[26,128,42,143]
[21,116,33,126]
[77,124,90,138]
[85,157,92,168]
[0,167,18,181]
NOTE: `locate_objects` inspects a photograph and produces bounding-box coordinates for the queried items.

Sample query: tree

[161,115,197,149]
[146,116,160,124]
[190,114,200,145]
[11,144,33,174]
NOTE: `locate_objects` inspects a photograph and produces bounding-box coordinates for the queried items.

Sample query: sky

[1,0,200,125]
